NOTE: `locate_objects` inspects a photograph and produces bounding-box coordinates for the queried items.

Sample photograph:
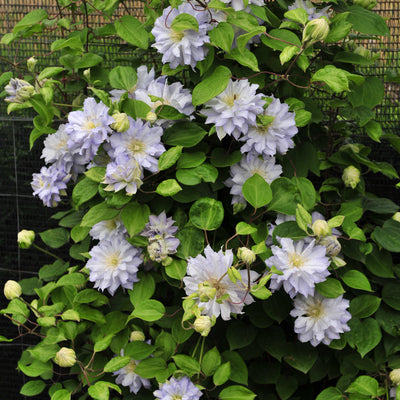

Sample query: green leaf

[315,278,345,298]
[347,5,390,36]
[316,387,343,400]
[202,347,221,376]
[39,260,69,282]
[81,202,119,228]
[219,385,256,400]
[284,8,308,24]
[13,9,48,34]
[325,12,352,43]
[364,120,383,142]
[75,53,103,69]
[57,273,86,287]
[122,98,151,119]
[20,380,46,396]
[163,122,207,147]
[348,77,384,109]
[125,341,156,360]
[165,259,187,281]
[177,152,206,169]
[171,13,199,32]
[192,66,231,106]
[72,177,98,206]
[88,381,121,400]
[189,197,224,230]
[134,357,167,378]
[209,22,234,52]
[103,356,131,373]
[51,37,83,51]
[120,202,150,236]
[109,66,137,91]
[210,148,242,167]
[346,375,379,397]
[334,51,373,66]
[382,282,400,311]
[342,270,372,291]
[30,96,54,126]
[236,27,266,52]
[261,28,301,51]
[213,362,231,386]
[39,228,69,249]
[227,47,259,71]
[372,220,400,252]
[350,295,381,318]
[242,174,272,209]
[156,179,183,197]
[273,221,307,242]
[222,351,248,385]
[346,318,381,357]
[268,177,298,215]
[85,167,106,182]
[173,355,200,376]
[311,65,349,93]
[158,146,183,171]
[226,321,257,350]
[38,67,64,80]
[176,227,204,258]
[236,222,257,235]
[51,389,71,400]
[176,164,218,185]
[129,273,156,305]
[130,299,165,321]
[362,196,399,214]
[94,334,114,352]
[284,343,318,374]
[115,15,149,49]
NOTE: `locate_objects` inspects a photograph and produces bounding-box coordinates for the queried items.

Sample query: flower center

[223,93,238,108]
[105,219,118,231]
[56,137,69,150]
[209,278,227,299]
[105,252,121,270]
[172,395,182,400]
[128,139,146,154]
[124,360,137,373]
[83,120,97,131]
[170,29,185,42]
[306,301,325,320]
[289,252,305,269]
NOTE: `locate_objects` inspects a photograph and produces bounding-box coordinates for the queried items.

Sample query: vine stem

[32,243,64,262]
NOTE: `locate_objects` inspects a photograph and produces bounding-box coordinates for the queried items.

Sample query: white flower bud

[83,68,91,80]
[148,237,169,263]
[17,229,35,249]
[193,316,213,337]
[130,330,146,342]
[390,369,400,386]
[146,111,157,123]
[237,247,256,265]
[392,212,400,223]
[5,78,35,103]
[197,281,216,302]
[354,0,377,10]
[54,347,76,367]
[318,235,341,257]
[111,112,130,132]
[302,17,330,46]
[4,280,22,300]
[27,57,38,72]
[342,165,360,189]
[312,220,331,238]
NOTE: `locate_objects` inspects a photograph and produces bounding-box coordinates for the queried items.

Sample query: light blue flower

[288,0,331,20]
[151,2,211,69]
[266,238,331,298]
[86,236,143,295]
[202,79,265,140]
[154,376,203,400]
[290,293,351,346]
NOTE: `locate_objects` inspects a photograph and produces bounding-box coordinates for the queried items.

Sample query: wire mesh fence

[0,0,399,398]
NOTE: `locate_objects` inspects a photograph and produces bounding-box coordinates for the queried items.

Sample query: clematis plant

[1,0,399,399]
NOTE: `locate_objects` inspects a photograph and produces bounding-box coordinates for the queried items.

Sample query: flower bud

[111,112,130,132]
[193,316,214,336]
[27,57,38,72]
[312,220,331,238]
[302,17,330,46]
[5,78,35,103]
[17,229,35,249]
[4,280,22,300]
[148,237,169,263]
[354,45,371,59]
[83,68,91,80]
[197,281,216,302]
[54,347,77,367]
[392,212,400,223]
[342,165,360,189]
[353,0,377,10]
[237,247,256,265]
[318,235,341,257]
[390,369,400,386]
[130,330,146,342]
[146,111,157,123]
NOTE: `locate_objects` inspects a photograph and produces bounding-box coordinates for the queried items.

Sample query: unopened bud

[148,237,169,263]
[302,17,330,46]
[342,165,360,189]
[111,112,130,132]
[318,235,341,257]
[54,347,76,367]
[27,57,38,72]
[354,45,371,59]
[237,247,256,265]
[5,78,35,103]
[146,112,157,123]
[353,0,377,10]
[193,315,214,336]
[4,280,22,300]
[390,369,400,386]
[392,212,400,223]
[83,68,91,80]
[18,229,35,249]
[130,331,145,342]
[197,281,216,302]
[312,220,331,237]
